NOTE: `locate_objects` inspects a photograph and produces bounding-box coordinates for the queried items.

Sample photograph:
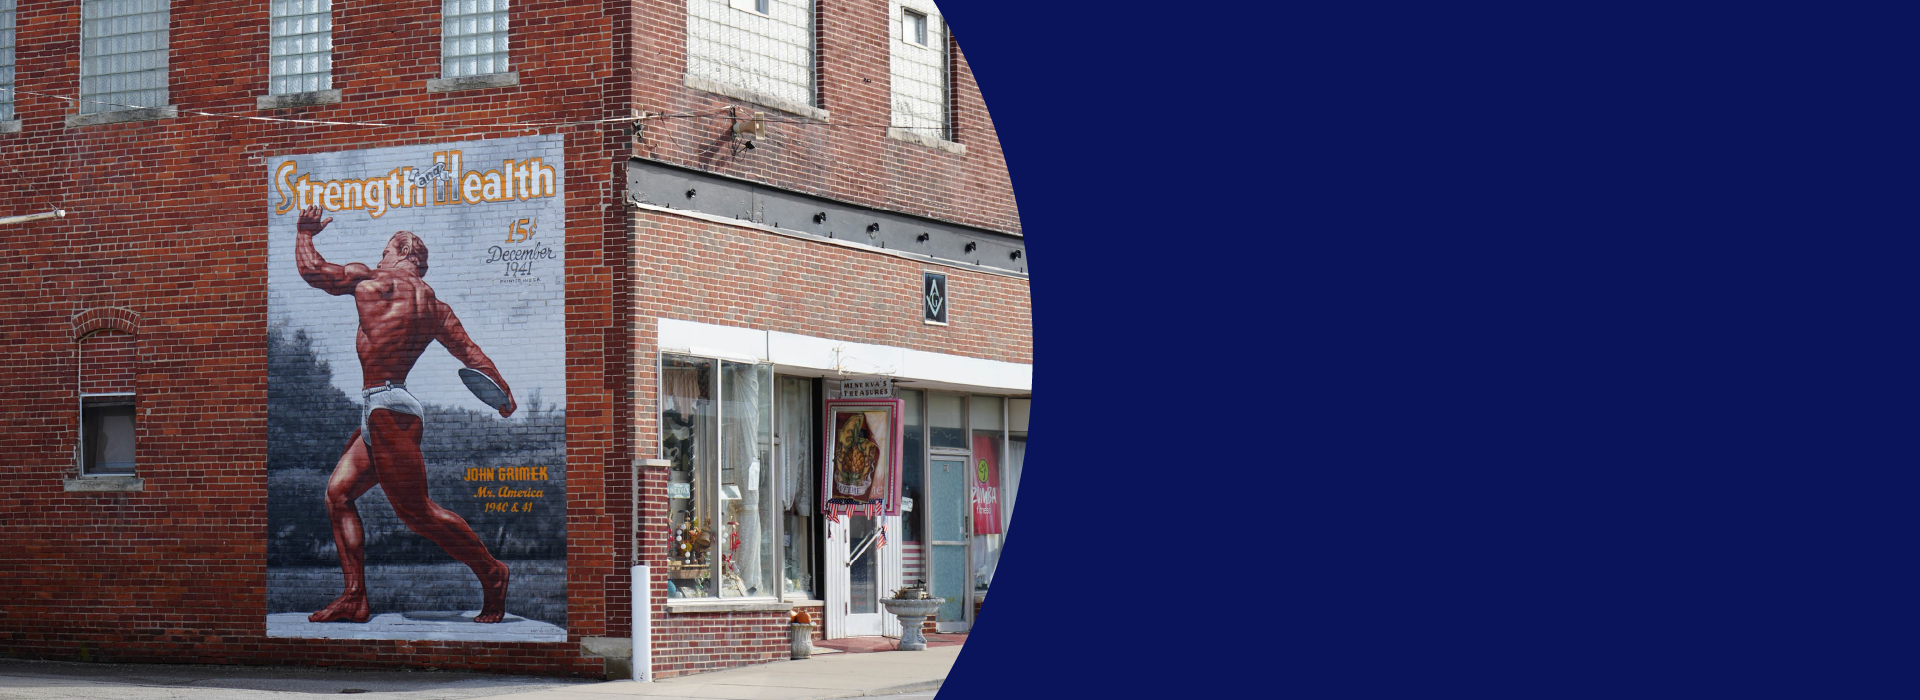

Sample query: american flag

[877,525,888,548]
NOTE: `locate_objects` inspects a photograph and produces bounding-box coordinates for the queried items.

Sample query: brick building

[0,0,1029,679]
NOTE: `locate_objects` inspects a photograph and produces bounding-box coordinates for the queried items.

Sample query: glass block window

[890,2,947,140]
[269,0,332,95]
[0,0,15,121]
[442,0,510,79]
[687,0,815,109]
[79,0,170,114]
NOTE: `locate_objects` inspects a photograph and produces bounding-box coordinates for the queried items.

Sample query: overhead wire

[0,85,732,129]
[0,85,977,133]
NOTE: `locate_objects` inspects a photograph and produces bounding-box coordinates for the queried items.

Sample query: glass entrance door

[843,515,884,636]
[928,456,970,632]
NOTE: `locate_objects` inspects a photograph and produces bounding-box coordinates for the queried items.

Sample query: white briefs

[361,382,424,445]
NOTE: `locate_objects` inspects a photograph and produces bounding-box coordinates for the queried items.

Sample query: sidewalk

[487,643,962,700]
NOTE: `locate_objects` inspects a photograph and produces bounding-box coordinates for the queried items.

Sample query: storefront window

[661,354,716,598]
[1007,398,1029,528]
[928,392,966,449]
[969,396,1005,596]
[720,361,775,597]
[777,375,815,597]
[660,354,776,599]
[899,389,925,545]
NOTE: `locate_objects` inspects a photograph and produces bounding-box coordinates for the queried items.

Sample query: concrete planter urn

[790,622,815,659]
[879,597,945,651]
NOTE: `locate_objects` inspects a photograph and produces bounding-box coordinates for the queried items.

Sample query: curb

[858,678,943,696]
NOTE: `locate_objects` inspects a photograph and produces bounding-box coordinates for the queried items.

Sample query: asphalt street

[0,658,593,700]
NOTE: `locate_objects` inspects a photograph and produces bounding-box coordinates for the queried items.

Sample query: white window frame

[730,0,772,18]
[902,8,928,47]
[658,352,784,602]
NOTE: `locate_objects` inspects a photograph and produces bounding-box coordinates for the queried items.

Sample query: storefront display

[661,353,774,598]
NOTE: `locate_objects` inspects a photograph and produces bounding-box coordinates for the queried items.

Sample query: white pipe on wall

[632,564,651,681]
[0,209,66,226]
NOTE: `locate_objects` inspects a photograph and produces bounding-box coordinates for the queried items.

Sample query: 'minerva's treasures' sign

[840,377,893,398]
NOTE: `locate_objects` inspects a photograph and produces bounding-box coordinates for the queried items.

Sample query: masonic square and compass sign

[924,271,948,325]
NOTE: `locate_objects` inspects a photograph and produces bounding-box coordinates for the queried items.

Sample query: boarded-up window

[687,0,815,109]
[890,2,947,140]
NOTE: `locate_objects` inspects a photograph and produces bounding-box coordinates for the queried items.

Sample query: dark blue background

[940,2,1915,696]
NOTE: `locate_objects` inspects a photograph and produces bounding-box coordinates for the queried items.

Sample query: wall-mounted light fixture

[685,188,697,199]
[813,212,827,224]
[916,232,930,243]
[733,111,766,150]
[1010,250,1022,260]
[964,242,977,253]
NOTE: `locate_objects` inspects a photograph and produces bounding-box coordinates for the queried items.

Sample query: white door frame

[824,514,902,638]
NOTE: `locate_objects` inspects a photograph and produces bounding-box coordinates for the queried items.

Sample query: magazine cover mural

[265,135,567,642]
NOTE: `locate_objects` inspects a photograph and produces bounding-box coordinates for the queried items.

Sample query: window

[1,0,16,122]
[82,397,136,474]
[442,0,510,79]
[79,0,169,114]
[776,375,816,596]
[890,2,947,140]
[899,389,926,584]
[686,0,815,111]
[969,395,1003,595]
[903,8,927,47]
[269,0,332,95]
[79,330,137,475]
[661,354,777,598]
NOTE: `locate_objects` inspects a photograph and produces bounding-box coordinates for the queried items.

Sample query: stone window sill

[427,72,520,93]
[664,599,795,614]
[684,74,830,122]
[257,90,342,110]
[0,121,20,134]
[66,106,177,128]
[887,127,966,155]
[65,476,144,493]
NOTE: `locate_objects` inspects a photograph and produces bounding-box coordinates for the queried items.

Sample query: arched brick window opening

[78,327,138,476]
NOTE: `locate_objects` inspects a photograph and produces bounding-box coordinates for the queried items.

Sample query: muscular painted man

[294,205,517,624]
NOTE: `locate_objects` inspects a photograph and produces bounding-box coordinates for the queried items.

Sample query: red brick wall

[654,609,793,677]
[0,0,626,677]
[80,331,136,395]
[626,0,1021,234]
[0,0,1023,679]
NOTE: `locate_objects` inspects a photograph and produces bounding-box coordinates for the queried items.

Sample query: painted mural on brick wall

[265,135,567,642]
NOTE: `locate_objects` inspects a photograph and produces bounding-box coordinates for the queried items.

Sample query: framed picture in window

[822,398,904,518]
